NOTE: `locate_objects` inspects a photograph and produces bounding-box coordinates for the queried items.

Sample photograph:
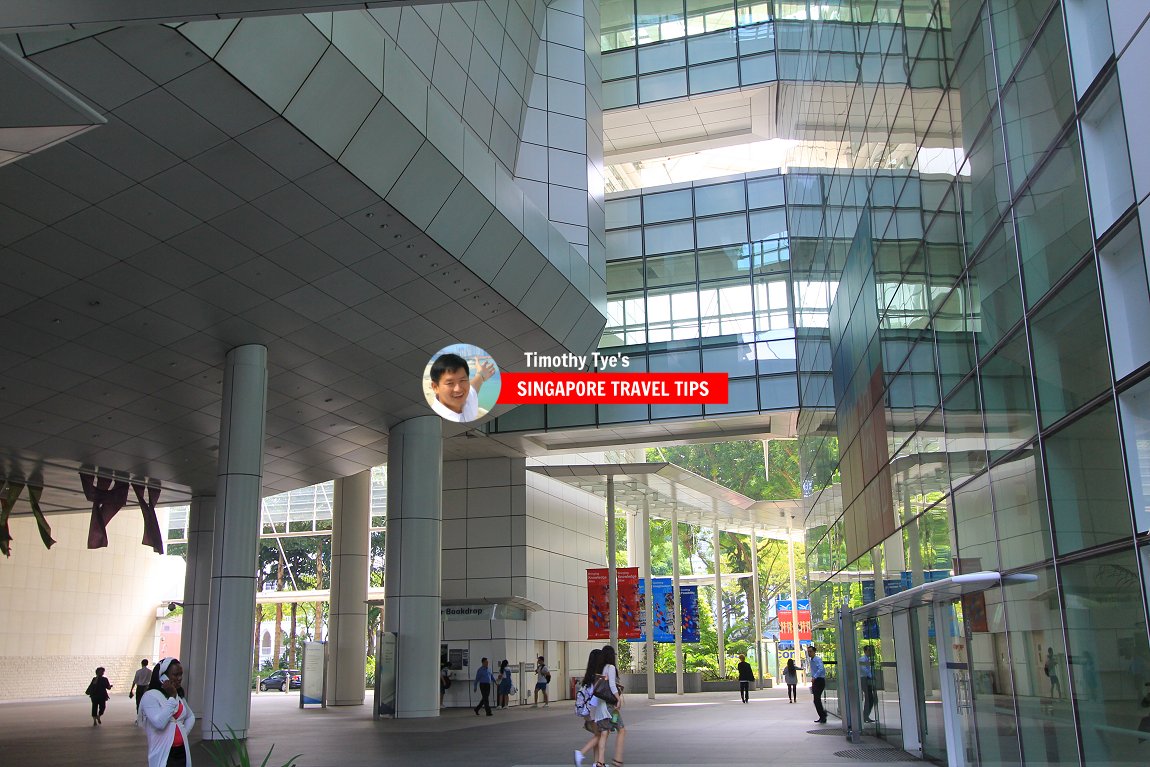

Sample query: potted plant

[202,725,302,767]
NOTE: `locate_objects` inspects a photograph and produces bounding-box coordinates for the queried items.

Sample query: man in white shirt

[129,658,151,714]
[428,353,495,423]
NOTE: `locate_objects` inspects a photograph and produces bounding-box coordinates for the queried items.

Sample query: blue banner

[630,578,700,643]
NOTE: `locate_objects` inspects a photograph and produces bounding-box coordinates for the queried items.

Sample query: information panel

[300,641,326,708]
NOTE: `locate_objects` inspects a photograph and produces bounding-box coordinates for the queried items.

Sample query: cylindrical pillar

[671,507,683,695]
[713,521,725,677]
[201,344,268,739]
[642,495,655,700]
[385,416,443,718]
[607,475,618,648]
[328,470,371,705]
[750,525,763,689]
[180,495,215,710]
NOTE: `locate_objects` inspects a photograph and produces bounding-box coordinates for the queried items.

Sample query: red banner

[779,608,812,641]
[500,373,727,404]
[588,567,642,640]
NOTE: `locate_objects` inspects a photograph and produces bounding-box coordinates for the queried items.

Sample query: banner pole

[607,475,618,648]
[643,495,655,700]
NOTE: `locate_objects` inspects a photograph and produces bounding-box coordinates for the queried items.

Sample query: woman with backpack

[591,644,625,767]
[573,648,604,767]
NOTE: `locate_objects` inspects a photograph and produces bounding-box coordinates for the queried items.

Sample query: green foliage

[365,654,376,688]
[202,725,301,767]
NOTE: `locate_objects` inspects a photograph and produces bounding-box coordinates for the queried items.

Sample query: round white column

[180,494,215,711]
[201,344,267,739]
[328,470,371,705]
[384,416,442,718]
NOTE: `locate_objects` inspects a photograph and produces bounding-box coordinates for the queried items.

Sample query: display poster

[630,578,699,643]
[587,567,642,639]
[775,599,811,650]
[587,568,609,639]
[375,631,397,717]
[300,641,326,708]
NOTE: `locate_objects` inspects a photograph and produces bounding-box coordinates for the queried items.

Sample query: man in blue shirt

[807,644,827,723]
[859,644,877,723]
[473,657,494,716]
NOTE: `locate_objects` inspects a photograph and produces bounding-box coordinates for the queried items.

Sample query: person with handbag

[574,648,604,767]
[84,666,113,726]
[590,644,625,767]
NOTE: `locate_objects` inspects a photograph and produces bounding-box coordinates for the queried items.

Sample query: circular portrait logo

[423,344,500,424]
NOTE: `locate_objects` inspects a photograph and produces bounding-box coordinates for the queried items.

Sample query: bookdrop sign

[499,352,728,405]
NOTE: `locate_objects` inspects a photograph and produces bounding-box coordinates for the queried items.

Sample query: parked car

[258,669,301,691]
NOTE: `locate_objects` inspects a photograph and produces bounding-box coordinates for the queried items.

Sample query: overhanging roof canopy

[848,571,1040,619]
[528,462,803,541]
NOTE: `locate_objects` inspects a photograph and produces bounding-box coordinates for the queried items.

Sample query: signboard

[775,599,811,650]
[587,567,641,639]
[299,641,326,708]
[448,648,468,670]
[442,604,494,621]
[374,631,397,718]
[628,578,699,643]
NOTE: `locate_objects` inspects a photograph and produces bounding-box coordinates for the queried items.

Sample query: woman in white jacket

[140,657,195,767]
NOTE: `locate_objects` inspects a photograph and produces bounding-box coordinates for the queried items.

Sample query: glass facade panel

[1119,377,1150,534]
[980,329,1037,460]
[969,223,1023,354]
[696,212,747,247]
[1029,265,1109,426]
[1044,400,1132,554]
[643,189,693,223]
[639,68,689,100]
[1060,550,1150,765]
[645,250,697,287]
[1014,136,1092,306]
[990,447,1051,570]
[1001,12,1074,192]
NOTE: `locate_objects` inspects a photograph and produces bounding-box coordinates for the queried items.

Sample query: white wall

[0,509,185,700]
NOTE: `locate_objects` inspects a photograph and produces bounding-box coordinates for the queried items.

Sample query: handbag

[592,676,617,706]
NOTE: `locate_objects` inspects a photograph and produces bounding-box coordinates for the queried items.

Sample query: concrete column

[642,495,655,700]
[787,530,801,662]
[385,416,442,718]
[712,521,725,677]
[749,525,763,689]
[671,507,683,695]
[625,508,637,671]
[201,344,267,739]
[607,475,618,647]
[180,495,214,711]
[328,470,371,706]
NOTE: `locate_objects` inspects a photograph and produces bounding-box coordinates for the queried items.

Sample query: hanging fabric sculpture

[81,473,130,549]
[132,482,164,555]
[0,482,56,556]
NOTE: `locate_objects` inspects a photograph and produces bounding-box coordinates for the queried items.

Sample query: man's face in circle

[431,367,470,413]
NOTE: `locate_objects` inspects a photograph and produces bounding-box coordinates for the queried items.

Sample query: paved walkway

[0,685,911,766]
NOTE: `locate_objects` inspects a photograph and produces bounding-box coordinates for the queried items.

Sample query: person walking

[497,659,514,709]
[807,643,827,724]
[783,658,799,702]
[440,661,452,708]
[140,657,195,767]
[84,666,113,726]
[534,655,551,707]
[592,644,625,767]
[573,648,604,767]
[473,657,494,716]
[1045,647,1062,698]
[736,654,754,703]
[129,659,151,715]
[859,644,877,723]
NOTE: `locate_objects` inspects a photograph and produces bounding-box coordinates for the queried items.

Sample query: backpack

[575,685,593,717]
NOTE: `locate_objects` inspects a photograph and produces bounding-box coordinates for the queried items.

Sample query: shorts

[535,681,548,691]
[596,706,623,732]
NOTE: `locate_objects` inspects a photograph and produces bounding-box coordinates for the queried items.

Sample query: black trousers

[787,683,797,702]
[474,683,492,715]
[862,680,877,721]
[135,685,148,712]
[167,745,186,765]
[812,677,826,721]
[90,698,107,718]
[739,681,750,702]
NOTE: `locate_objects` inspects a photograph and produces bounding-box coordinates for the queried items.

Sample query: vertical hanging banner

[775,599,811,650]
[617,567,641,639]
[587,567,642,639]
[629,578,699,643]
[679,585,700,642]
[587,568,609,639]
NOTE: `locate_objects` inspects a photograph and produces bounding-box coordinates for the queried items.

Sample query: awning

[527,462,803,540]
[848,571,1039,619]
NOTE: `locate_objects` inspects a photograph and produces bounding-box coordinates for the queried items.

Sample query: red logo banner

[501,373,727,404]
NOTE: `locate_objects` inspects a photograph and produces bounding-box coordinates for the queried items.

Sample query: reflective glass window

[1014,136,1091,307]
[1029,265,1109,426]
[953,471,998,570]
[690,60,739,92]
[644,250,696,287]
[602,50,638,80]
[989,447,1051,569]
[606,258,645,293]
[606,196,642,230]
[980,330,1037,461]
[695,181,746,216]
[636,0,686,43]
[639,69,689,101]
[1001,12,1074,191]
[638,39,686,73]
[969,223,1023,355]
[1119,377,1150,534]
[696,212,748,248]
[643,189,693,223]
[698,245,751,281]
[688,30,738,63]
[747,176,785,208]
[1060,549,1150,764]
[1045,400,1133,554]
